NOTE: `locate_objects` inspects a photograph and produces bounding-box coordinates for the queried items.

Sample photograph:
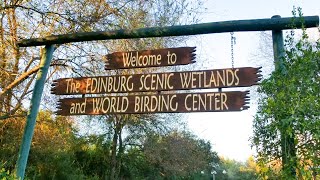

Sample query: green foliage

[71,129,220,180]
[216,157,259,180]
[0,167,16,180]
[118,147,154,180]
[141,131,219,179]
[0,111,88,179]
[1,110,220,179]
[253,13,320,179]
[73,135,111,179]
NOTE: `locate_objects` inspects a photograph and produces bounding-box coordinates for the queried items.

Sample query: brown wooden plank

[55,91,250,116]
[51,67,261,95]
[105,47,196,69]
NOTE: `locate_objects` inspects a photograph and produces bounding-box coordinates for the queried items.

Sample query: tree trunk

[117,123,124,178]
[109,122,119,180]
[109,116,123,180]
[0,13,6,113]
[281,129,297,178]
[5,7,20,112]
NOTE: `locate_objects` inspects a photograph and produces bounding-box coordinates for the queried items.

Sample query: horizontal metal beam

[18,16,319,47]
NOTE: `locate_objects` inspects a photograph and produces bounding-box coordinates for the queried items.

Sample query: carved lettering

[52,68,261,95]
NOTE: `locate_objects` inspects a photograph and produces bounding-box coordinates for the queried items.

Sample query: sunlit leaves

[253,24,320,179]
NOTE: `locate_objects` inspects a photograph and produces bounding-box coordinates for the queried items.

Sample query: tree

[216,157,259,180]
[0,111,86,179]
[1,1,206,179]
[0,0,203,120]
[106,114,172,180]
[78,1,203,179]
[72,134,112,179]
[84,114,185,179]
[252,13,320,179]
[0,0,125,119]
[1,0,203,178]
[142,130,220,179]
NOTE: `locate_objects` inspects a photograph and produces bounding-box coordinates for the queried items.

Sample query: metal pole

[272,15,286,72]
[15,45,54,179]
[17,16,319,47]
[271,15,296,178]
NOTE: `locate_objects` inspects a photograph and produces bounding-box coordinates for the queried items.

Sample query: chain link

[230,32,236,68]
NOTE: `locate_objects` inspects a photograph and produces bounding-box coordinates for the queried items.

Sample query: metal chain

[230,32,236,68]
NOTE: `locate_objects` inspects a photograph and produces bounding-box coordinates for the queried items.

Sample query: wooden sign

[51,67,261,95]
[105,47,196,69]
[55,91,249,115]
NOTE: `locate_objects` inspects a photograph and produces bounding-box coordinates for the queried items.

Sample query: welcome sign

[53,47,261,115]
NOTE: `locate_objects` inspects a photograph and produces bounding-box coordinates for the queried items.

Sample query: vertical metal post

[15,45,54,179]
[271,15,296,178]
[272,15,286,72]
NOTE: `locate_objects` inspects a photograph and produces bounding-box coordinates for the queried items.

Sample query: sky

[185,0,320,162]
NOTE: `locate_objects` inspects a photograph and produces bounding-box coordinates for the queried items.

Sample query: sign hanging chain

[230,32,236,68]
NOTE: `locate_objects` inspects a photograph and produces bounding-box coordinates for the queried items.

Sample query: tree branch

[0,63,66,98]
[0,113,27,120]
[0,65,40,97]
[2,4,81,25]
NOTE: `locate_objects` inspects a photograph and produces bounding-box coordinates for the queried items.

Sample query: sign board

[105,47,196,69]
[51,67,261,95]
[55,91,249,116]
